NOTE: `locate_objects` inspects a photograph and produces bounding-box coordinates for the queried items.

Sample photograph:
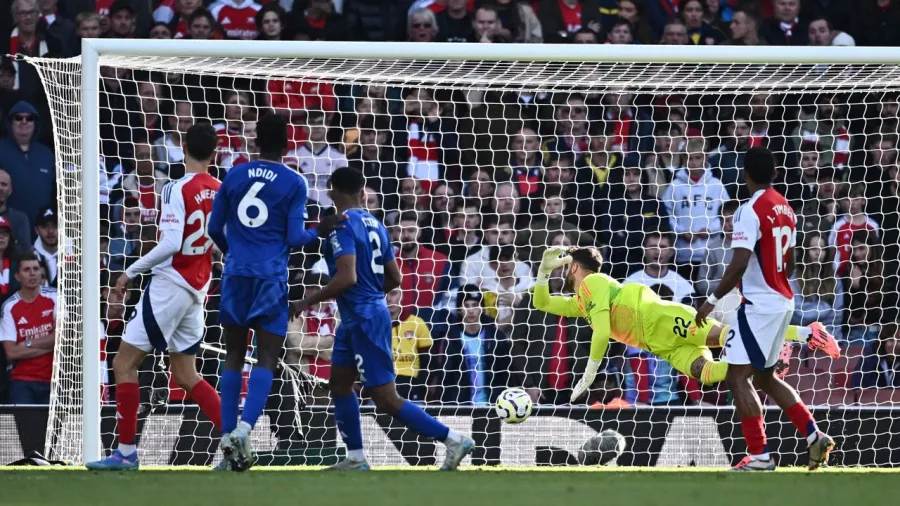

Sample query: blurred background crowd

[1,0,900,411]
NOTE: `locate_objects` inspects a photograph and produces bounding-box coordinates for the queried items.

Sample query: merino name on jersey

[731,187,797,313]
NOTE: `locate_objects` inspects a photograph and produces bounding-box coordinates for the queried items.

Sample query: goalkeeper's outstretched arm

[532,247,582,317]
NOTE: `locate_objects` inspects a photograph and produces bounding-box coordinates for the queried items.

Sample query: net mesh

[25,53,900,467]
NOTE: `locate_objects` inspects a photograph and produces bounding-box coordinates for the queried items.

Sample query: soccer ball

[577,429,627,466]
[495,388,533,423]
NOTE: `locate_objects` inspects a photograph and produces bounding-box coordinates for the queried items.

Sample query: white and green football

[495,388,533,424]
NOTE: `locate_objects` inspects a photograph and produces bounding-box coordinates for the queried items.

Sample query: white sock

[445,430,463,443]
[752,452,770,461]
[807,432,820,445]
[347,449,366,462]
[797,327,812,343]
[118,444,137,457]
[234,421,252,438]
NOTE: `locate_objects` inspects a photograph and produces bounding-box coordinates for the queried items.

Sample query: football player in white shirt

[696,148,837,472]
[86,124,224,471]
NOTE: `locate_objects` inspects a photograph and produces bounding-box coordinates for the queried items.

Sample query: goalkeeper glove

[537,246,572,285]
[570,358,601,403]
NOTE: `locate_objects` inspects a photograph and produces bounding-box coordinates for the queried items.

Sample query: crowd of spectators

[2,0,900,409]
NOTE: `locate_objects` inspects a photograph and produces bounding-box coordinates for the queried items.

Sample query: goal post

[24,40,900,467]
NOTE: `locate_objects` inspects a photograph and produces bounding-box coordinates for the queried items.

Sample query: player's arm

[383,257,402,294]
[570,275,612,403]
[295,229,357,313]
[696,206,756,326]
[287,185,345,248]
[208,180,229,255]
[532,247,582,317]
[122,183,184,280]
[0,305,50,360]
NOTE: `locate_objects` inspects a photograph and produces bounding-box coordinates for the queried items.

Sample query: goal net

[25,43,900,468]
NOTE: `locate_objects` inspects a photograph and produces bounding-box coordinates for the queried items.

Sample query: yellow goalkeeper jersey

[533,273,672,362]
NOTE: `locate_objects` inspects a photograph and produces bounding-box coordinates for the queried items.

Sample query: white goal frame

[77,39,900,463]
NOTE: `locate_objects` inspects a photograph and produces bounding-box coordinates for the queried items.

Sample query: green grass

[2,467,898,506]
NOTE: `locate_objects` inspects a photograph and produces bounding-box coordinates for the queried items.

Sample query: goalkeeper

[533,247,841,402]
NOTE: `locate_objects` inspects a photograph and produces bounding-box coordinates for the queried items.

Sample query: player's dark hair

[457,284,484,308]
[305,108,326,125]
[722,199,740,217]
[17,251,39,273]
[328,166,366,196]
[743,147,777,184]
[649,283,675,302]
[123,196,140,209]
[568,246,603,273]
[497,214,515,228]
[398,210,419,225]
[490,244,516,263]
[644,230,674,247]
[255,113,289,159]
[184,123,218,162]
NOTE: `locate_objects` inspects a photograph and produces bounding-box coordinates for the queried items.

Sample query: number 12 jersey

[731,187,797,313]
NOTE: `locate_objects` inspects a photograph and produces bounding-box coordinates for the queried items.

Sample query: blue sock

[239,366,273,429]
[396,399,450,441]
[333,392,363,451]
[219,370,242,434]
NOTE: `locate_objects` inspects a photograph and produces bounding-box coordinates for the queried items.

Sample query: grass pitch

[2,467,897,506]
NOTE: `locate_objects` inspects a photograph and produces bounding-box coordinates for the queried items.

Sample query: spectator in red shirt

[153,0,202,39]
[286,273,335,381]
[106,1,137,38]
[508,126,543,205]
[396,211,451,311]
[121,139,168,224]
[135,80,165,144]
[538,0,601,43]
[0,253,55,404]
[831,184,881,276]
[209,0,261,40]
[256,3,290,40]
[293,0,344,41]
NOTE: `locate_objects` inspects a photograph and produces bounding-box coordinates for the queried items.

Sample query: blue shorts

[332,307,396,387]
[218,274,289,337]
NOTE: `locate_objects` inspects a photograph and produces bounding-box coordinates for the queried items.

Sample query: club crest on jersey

[41,309,53,317]
[330,235,341,252]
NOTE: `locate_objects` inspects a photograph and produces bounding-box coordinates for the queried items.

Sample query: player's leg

[709,320,839,358]
[169,296,222,431]
[723,305,784,471]
[354,309,472,470]
[326,361,369,470]
[85,341,146,470]
[169,353,221,430]
[752,311,835,470]
[217,323,252,470]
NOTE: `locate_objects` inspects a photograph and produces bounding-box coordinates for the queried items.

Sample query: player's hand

[316,213,348,238]
[570,358,601,403]
[539,246,572,272]
[695,301,715,328]
[290,300,310,321]
[114,273,132,299]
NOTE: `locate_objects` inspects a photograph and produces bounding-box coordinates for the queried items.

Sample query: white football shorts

[122,275,205,354]
[722,303,792,370]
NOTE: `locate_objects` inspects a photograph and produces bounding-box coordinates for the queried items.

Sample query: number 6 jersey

[730,187,797,313]
[126,172,221,299]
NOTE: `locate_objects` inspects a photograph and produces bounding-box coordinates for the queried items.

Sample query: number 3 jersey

[125,172,221,300]
[323,209,395,325]
[731,187,797,313]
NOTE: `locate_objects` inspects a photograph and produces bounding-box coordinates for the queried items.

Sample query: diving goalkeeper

[533,246,840,402]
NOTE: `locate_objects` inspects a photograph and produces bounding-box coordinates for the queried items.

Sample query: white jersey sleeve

[124,181,184,279]
[731,204,760,252]
[0,301,16,342]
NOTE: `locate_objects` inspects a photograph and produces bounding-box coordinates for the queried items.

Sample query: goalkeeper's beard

[564,266,576,293]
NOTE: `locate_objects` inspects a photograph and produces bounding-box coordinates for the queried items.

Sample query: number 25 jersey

[323,209,395,325]
[731,187,796,313]
[154,172,221,298]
